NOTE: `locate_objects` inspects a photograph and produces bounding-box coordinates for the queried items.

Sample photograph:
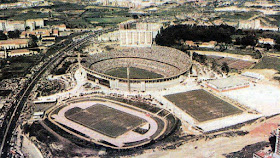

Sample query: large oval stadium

[81,46,192,91]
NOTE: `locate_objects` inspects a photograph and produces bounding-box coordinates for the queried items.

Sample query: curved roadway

[0,28,115,158]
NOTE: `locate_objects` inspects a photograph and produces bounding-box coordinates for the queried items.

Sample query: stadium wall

[110,76,184,91]
[83,66,187,91]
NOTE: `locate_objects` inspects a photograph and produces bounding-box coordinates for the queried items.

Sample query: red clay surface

[249,116,280,137]
[250,123,278,137]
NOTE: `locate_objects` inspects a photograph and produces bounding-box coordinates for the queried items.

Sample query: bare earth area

[135,115,280,158]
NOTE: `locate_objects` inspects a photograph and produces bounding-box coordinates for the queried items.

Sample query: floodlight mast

[127,64,131,92]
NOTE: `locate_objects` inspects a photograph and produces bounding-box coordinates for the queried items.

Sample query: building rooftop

[0,39,29,45]
[6,20,25,24]
[207,76,249,90]
[254,151,274,158]
[258,38,275,43]
[25,18,44,22]
[10,49,29,53]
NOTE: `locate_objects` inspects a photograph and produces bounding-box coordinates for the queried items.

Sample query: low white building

[198,41,217,49]
[52,24,67,32]
[98,31,119,42]
[32,111,45,120]
[25,19,44,31]
[258,38,275,45]
[0,19,44,32]
[8,49,31,57]
[206,76,250,92]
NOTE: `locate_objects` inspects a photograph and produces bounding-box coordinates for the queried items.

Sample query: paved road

[0,30,101,158]
[21,134,44,158]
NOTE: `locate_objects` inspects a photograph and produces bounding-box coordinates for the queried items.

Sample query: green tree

[274,44,280,51]
[234,37,241,45]
[29,35,38,48]
[211,60,217,70]
[221,62,229,74]
[25,26,30,31]
[264,44,272,51]
[254,50,262,59]
[199,54,207,64]
[240,35,257,46]
[7,30,20,38]
[0,31,7,40]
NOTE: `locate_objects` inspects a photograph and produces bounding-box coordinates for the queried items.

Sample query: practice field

[164,90,242,122]
[65,104,146,138]
[253,57,280,72]
[34,102,56,113]
[104,67,163,79]
[208,56,255,70]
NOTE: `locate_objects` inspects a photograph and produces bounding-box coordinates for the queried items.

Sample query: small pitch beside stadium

[164,89,242,122]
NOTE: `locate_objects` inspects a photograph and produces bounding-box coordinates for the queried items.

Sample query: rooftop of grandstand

[207,76,250,91]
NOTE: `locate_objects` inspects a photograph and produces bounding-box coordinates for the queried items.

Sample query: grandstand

[81,46,192,91]
[206,76,250,92]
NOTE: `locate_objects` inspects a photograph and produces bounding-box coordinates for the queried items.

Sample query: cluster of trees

[53,61,75,75]
[24,123,57,144]
[155,25,235,46]
[7,30,21,38]
[221,62,230,74]
[29,34,38,48]
[234,35,257,46]
[260,32,280,51]
[192,52,207,64]
[155,25,280,51]
[0,30,22,40]
[232,31,280,51]
[0,31,7,40]
[0,30,38,47]
[262,32,280,44]
[192,52,230,74]
[0,60,6,69]
[253,50,262,59]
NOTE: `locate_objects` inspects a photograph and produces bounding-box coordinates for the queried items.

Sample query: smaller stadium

[48,96,176,149]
